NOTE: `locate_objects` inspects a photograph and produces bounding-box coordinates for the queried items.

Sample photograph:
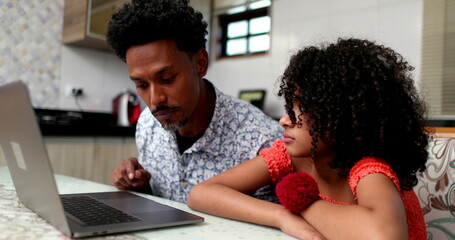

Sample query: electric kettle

[112,90,141,126]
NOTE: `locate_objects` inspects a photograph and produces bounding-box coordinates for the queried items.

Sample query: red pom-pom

[276,172,319,213]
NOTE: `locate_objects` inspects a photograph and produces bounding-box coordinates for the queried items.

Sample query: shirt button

[180,182,187,188]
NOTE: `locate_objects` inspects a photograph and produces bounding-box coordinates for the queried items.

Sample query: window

[421,0,455,120]
[215,0,271,57]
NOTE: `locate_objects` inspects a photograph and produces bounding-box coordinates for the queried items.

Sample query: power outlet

[71,87,83,96]
[65,85,84,97]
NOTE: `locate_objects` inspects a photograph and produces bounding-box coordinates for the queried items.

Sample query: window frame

[217,6,270,58]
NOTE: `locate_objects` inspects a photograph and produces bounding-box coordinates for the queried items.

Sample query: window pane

[227,38,247,56]
[249,16,270,35]
[226,6,247,15]
[249,34,270,53]
[249,0,271,10]
[227,20,248,38]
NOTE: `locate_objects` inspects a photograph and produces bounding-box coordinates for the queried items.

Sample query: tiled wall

[1,0,132,113]
[0,0,64,108]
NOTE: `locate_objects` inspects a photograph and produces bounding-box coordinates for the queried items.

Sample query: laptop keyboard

[61,195,141,226]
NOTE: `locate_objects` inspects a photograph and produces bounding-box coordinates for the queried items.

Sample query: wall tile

[0,0,63,108]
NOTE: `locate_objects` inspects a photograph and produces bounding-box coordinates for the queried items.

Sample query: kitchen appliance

[112,90,141,126]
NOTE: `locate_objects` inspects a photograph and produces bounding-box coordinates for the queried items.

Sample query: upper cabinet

[62,0,129,51]
[62,0,209,52]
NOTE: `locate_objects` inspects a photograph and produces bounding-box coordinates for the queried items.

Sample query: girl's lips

[282,133,294,143]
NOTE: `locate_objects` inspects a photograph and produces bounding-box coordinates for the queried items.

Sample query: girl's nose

[279,113,294,128]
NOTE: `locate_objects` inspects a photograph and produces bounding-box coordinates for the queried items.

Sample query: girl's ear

[195,49,209,78]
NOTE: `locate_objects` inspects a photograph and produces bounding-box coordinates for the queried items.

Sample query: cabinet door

[0,148,6,166]
[44,137,137,185]
[45,137,95,181]
[62,0,130,51]
[92,137,137,185]
[62,0,89,44]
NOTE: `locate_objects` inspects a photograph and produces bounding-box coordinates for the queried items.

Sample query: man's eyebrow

[129,66,173,81]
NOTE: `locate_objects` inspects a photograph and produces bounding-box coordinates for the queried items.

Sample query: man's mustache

[151,105,181,115]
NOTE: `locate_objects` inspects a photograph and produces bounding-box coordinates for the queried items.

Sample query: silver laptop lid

[0,81,71,236]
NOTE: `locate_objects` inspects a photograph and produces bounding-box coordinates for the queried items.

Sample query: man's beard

[162,118,188,132]
[151,105,188,131]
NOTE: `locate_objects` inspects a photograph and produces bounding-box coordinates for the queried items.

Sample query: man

[106,0,282,203]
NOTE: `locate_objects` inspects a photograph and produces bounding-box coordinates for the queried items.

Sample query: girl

[187,38,430,240]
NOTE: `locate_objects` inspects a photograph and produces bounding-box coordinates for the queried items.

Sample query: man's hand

[111,157,152,193]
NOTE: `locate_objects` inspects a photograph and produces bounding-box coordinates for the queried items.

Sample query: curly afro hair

[106,0,208,62]
[278,38,430,190]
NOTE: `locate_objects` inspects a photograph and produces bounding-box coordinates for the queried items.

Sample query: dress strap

[348,157,401,197]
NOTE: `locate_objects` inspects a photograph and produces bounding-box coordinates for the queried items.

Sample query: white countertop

[0,166,294,240]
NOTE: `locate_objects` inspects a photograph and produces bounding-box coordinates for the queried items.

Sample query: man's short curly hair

[106,0,208,62]
[278,38,430,190]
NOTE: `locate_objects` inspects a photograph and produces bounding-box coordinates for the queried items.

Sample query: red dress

[260,140,427,240]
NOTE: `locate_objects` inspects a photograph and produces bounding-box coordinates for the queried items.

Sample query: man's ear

[195,48,209,77]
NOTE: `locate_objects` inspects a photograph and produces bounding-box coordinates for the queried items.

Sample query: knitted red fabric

[276,172,320,213]
[259,140,294,182]
[260,141,427,239]
[348,157,427,240]
[349,157,400,195]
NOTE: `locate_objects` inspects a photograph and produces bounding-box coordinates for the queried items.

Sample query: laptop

[0,81,204,238]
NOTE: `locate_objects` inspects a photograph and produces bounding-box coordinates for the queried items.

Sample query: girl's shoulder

[348,157,401,196]
[259,140,294,182]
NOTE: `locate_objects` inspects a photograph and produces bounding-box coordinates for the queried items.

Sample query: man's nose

[148,85,166,107]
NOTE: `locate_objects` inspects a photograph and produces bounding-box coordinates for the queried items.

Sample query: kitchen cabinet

[62,0,129,51]
[0,152,5,166]
[45,137,137,185]
[0,137,138,185]
[62,0,209,52]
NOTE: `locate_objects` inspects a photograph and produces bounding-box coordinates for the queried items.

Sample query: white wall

[206,0,423,118]
[59,45,132,112]
[4,0,422,115]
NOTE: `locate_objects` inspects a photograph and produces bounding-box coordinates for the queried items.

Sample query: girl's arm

[187,155,325,240]
[301,173,408,240]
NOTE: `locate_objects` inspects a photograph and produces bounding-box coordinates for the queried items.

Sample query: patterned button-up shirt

[136,81,283,203]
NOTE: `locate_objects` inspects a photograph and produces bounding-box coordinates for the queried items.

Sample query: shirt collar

[183,80,224,155]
